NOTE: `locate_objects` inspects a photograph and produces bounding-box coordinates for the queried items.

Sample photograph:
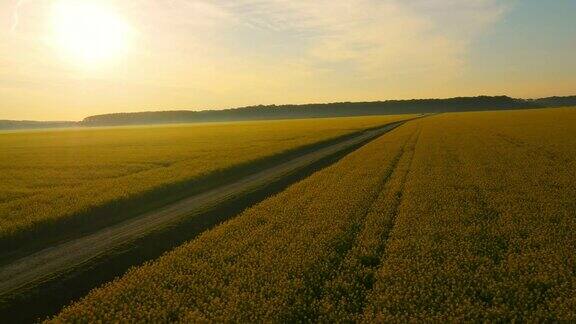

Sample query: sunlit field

[0,115,409,244]
[2,0,575,321]
[51,108,576,322]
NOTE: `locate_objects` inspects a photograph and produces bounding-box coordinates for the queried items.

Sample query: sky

[0,0,575,121]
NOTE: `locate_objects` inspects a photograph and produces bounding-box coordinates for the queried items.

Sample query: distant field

[0,115,410,245]
[51,108,576,322]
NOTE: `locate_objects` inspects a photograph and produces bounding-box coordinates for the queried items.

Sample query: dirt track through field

[0,119,413,306]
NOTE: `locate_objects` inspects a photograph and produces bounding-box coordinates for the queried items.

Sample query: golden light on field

[50,0,131,67]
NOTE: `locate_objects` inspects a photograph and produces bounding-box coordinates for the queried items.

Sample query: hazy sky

[1,0,575,120]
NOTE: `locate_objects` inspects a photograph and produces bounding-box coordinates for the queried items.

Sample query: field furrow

[362,109,576,322]
[284,125,420,322]
[49,121,419,323]
[36,107,576,322]
[314,124,421,322]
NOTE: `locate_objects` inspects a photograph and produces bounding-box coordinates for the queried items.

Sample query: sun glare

[51,1,131,67]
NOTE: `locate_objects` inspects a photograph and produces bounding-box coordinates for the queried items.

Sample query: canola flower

[51,119,422,322]
[363,108,576,322]
[51,107,576,322]
[0,115,408,242]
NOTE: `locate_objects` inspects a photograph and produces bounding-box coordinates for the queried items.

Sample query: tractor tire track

[314,124,422,322]
[0,118,422,318]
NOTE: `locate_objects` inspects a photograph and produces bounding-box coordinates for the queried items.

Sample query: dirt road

[0,120,408,301]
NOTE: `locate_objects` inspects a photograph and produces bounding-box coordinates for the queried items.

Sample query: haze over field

[1,2,576,322]
[1,0,575,120]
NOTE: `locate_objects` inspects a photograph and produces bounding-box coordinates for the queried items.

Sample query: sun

[51,1,132,66]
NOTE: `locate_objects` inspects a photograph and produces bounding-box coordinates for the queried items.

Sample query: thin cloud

[183,0,509,76]
[0,0,514,119]
[11,0,28,32]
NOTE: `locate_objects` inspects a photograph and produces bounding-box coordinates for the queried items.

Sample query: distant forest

[0,120,77,131]
[2,95,575,130]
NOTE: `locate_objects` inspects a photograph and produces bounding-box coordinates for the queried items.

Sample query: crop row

[51,107,576,322]
[0,115,408,243]
[50,117,423,322]
[363,108,576,321]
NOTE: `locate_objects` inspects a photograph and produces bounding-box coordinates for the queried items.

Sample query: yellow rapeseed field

[0,115,408,242]
[51,108,576,322]
[363,108,576,321]
[51,117,423,323]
